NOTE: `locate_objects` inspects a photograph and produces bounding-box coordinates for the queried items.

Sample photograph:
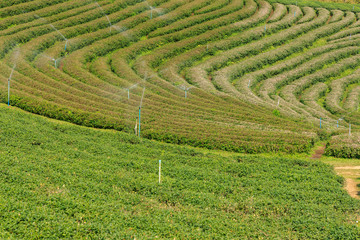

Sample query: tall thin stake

[159,160,161,184]
[8,64,16,106]
[8,79,10,106]
[138,87,145,138]
[138,106,141,137]
[349,123,351,136]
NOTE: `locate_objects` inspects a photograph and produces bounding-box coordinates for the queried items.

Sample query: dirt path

[334,166,360,199]
[310,144,325,159]
[311,145,360,199]
[342,178,360,199]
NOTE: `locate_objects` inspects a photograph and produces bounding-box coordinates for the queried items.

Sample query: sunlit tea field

[3,0,360,156]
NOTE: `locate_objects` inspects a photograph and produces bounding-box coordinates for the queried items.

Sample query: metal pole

[151,8,153,19]
[8,79,10,106]
[185,90,187,98]
[138,107,141,138]
[320,118,321,129]
[127,90,129,99]
[159,160,161,184]
[337,120,338,128]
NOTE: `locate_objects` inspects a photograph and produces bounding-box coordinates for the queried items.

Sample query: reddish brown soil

[310,144,325,159]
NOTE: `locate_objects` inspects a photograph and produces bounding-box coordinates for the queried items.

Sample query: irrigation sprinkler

[177,85,193,98]
[150,6,154,19]
[124,83,139,99]
[43,55,62,68]
[7,78,10,106]
[294,11,295,17]
[320,117,322,129]
[138,87,146,138]
[35,14,68,50]
[159,160,161,184]
[53,58,58,68]
[52,57,62,68]
[95,1,112,32]
[111,24,127,34]
[49,22,68,50]
[264,24,266,32]
[7,64,16,106]
[144,1,163,20]
[337,118,343,128]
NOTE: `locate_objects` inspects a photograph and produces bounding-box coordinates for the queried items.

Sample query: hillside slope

[0,104,360,238]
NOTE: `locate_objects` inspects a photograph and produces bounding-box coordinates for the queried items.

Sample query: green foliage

[273,109,281,117]
[0,105,359,238]
[268,0,360,12]
[325,132,360,158]
[317,129,330,141]
[1,0,360,158]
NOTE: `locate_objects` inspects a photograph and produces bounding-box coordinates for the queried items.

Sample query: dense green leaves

[0,105,359,238]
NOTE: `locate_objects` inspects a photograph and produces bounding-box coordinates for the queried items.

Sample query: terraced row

[2,0,360,154]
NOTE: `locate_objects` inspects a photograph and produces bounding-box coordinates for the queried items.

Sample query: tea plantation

[0,104,359,238]
[2,0,360,238]
[3,0,360,156]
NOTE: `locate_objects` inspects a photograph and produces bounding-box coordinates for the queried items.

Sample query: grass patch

[0,104,359,238]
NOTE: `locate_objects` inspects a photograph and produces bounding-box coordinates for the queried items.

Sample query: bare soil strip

[311,145,360,199]
[335,166,360,170]
[343,178,360,199]
[310,144,325,159]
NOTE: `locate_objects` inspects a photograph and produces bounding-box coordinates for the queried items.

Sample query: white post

[159,160,161,184]
[248,79,251,88]
[349,124,351,136]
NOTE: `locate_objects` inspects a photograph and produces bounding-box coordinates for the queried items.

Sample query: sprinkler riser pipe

[8,79,10,106]
[139,107,141,138]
